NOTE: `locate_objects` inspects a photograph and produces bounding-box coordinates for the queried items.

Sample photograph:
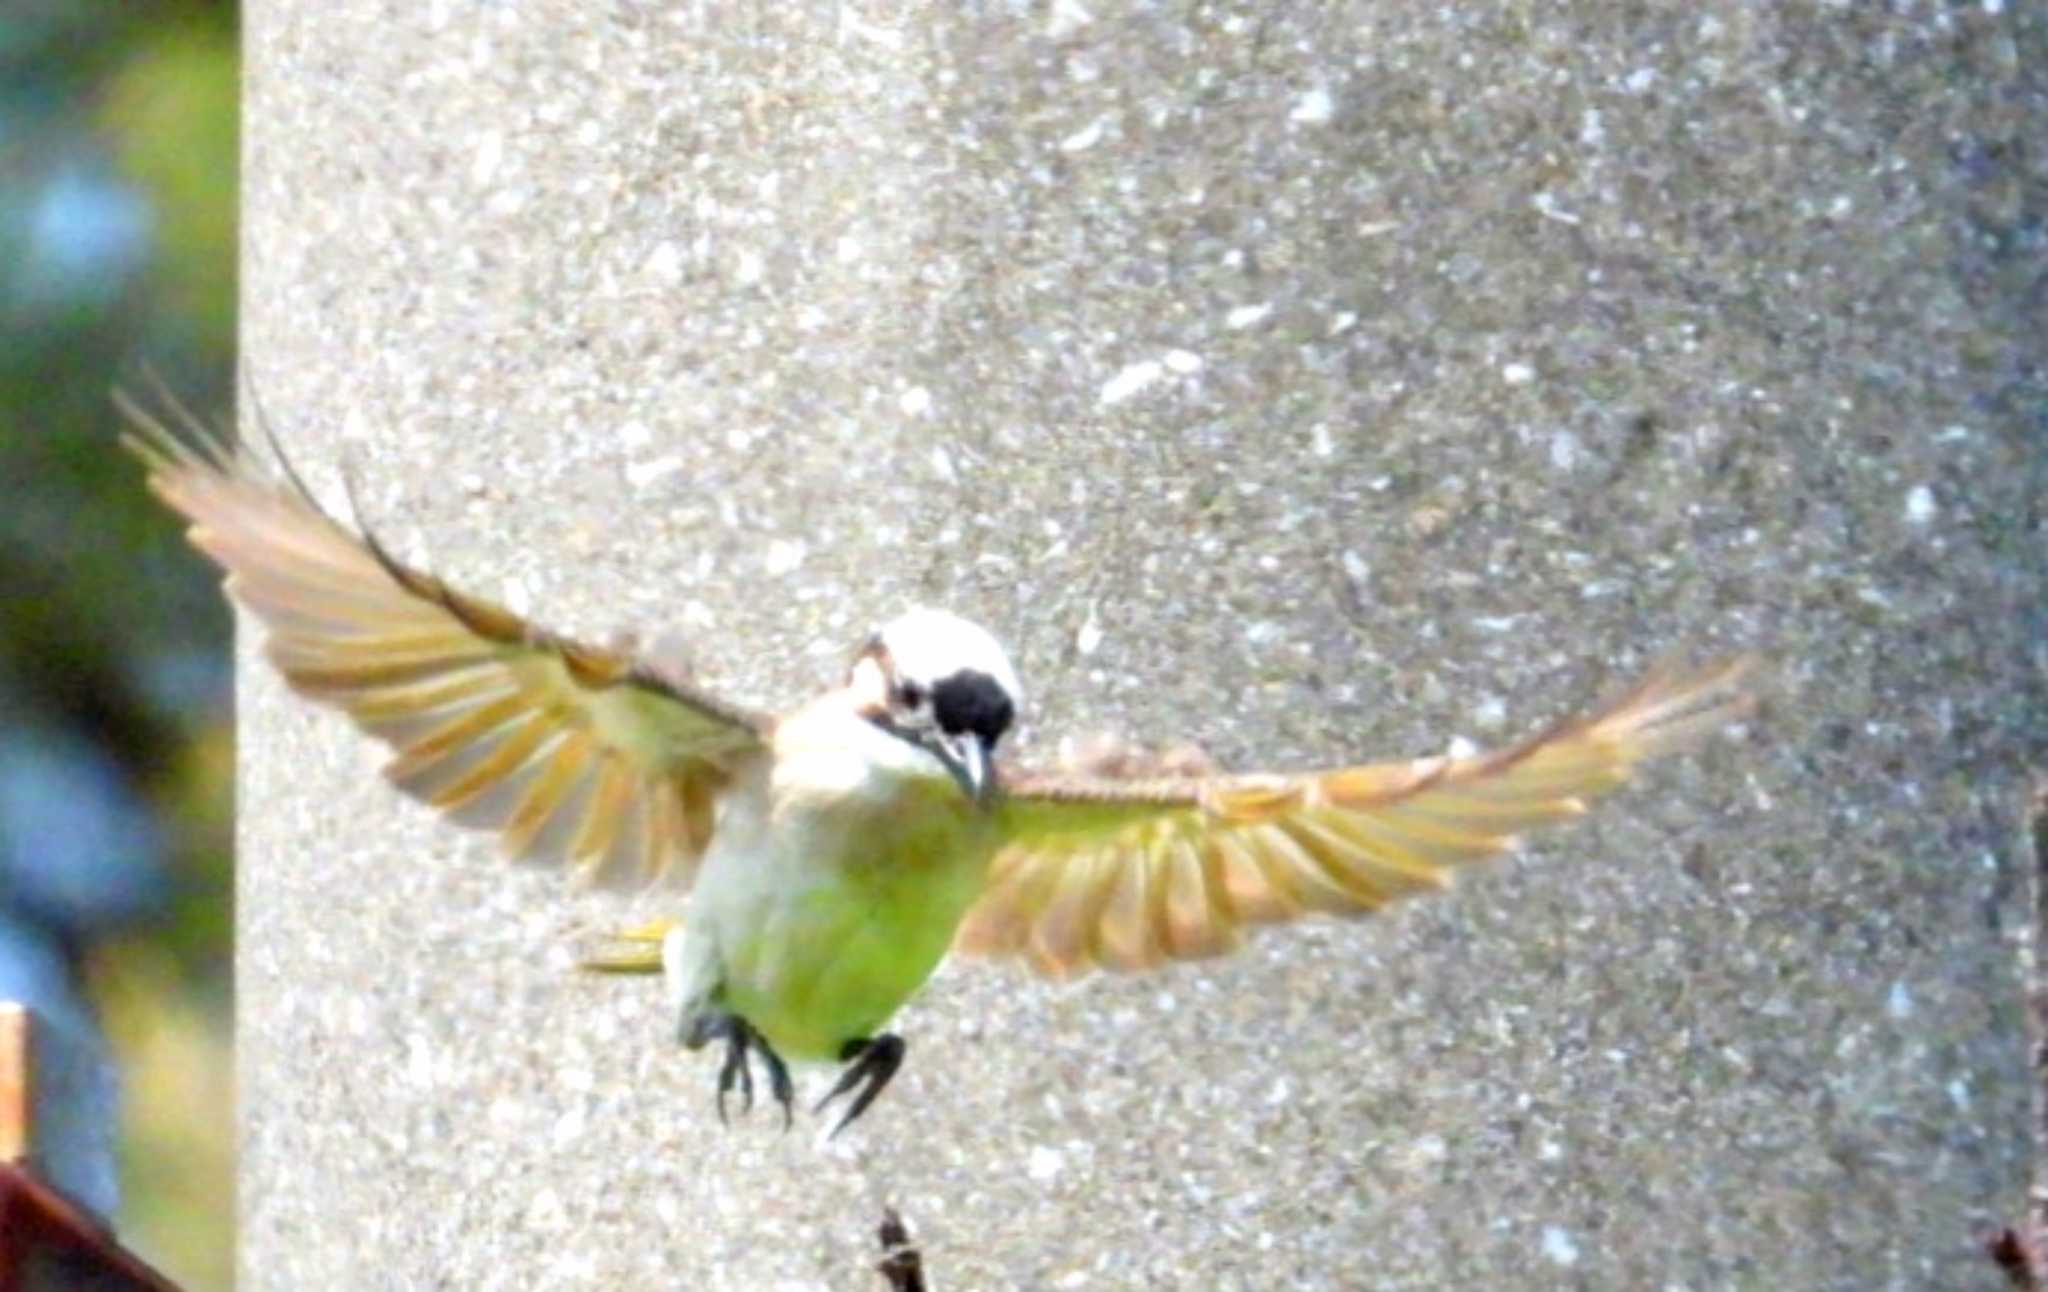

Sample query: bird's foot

[815,1034,906,1138]
[682,1010,794,1130]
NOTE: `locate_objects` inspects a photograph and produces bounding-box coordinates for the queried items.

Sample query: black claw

[713,1019,741,1124]
[692,1011,794,1130]
[816,1034,907,1137]
[718,1027,754,1120]
[760,1044,795,1131]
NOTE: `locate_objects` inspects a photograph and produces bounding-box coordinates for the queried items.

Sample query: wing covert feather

[119,389,769,891]
[962,656,1755,978]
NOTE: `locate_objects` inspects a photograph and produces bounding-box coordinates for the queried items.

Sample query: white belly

[671,709,998,1060]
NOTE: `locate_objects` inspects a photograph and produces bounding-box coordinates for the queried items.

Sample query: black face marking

[930,670,1014,748]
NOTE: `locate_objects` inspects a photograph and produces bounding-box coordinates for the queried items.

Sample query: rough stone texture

[241,2,2043,1287]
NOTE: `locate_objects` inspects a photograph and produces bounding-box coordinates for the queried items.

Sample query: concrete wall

[242,2,2042,1286]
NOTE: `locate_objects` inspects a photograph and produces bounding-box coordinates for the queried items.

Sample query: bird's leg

[679,1010,751,1122]
[717,1017,754,1122]
[816,1034,907,1137]
[681,1010,795,1130]
[757,1033,794,1129]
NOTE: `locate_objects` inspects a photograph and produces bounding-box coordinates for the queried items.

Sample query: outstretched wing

[119,388,771,890]
[958,657,1755,978]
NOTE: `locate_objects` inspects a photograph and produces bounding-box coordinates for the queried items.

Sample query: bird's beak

[937,731,997,808]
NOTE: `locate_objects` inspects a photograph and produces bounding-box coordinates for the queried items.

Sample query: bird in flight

[120,390,1755,1136]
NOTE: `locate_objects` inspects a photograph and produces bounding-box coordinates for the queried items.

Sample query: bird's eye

[896,682,925,709]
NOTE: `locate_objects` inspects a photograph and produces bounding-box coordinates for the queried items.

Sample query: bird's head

[850,608,1021,807]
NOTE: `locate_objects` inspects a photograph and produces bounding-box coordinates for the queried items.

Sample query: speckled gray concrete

[240,2,2043,1287]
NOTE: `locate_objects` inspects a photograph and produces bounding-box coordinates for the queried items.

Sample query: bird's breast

[693,708,999,1058]
[769,704,952,809]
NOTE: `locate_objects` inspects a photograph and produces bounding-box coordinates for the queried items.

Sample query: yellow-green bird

[120,392,1755,1134]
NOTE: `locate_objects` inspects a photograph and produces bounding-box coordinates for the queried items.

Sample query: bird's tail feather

[579,918,677,974]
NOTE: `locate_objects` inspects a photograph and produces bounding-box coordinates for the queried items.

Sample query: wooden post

[0,1004,182,1290]
[0,1005,27,1167]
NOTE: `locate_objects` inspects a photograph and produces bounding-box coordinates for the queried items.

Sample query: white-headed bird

[120,391,1755,1135]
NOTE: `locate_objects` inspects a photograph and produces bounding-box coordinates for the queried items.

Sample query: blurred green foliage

[0,0,237,1286]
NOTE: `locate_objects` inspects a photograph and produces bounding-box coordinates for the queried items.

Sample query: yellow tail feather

[578,918,676,974]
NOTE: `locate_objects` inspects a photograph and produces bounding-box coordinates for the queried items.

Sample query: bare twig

[877,1207,927,1292]
[1988,774,2048,1290]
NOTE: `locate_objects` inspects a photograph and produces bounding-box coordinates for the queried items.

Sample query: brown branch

[876,1207,927,1292]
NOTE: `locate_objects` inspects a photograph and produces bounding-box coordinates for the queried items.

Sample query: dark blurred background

[0,0,236,1284]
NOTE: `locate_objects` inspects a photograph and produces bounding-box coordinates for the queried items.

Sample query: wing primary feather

[1209,830,1302,925]
[238,366,332,519]
[272,624,494,661]
[501,733,598,861]
[266,639,501,685]
[591,777,649,891]
[968,653,1756,978]
[425,711,561,815]
[648,775,702,885]
[1159,838,1234,961]
[117,375,231,476]
[568,756,638,886]
[440,732,563,831]
[1373,792,1586,830]
[271,649,492,696]
[382,693,532,781]
[645,777,677,884]
[1579,654,1757,752]
[1026,851,1118,977]
[1290,812,1468,887]
[339,666,518,723]
[975,858,1056,958]
[1094,846,1162,972]
[1259,821,1392,913]
[681,771,720,857]
[120,381,770,894]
